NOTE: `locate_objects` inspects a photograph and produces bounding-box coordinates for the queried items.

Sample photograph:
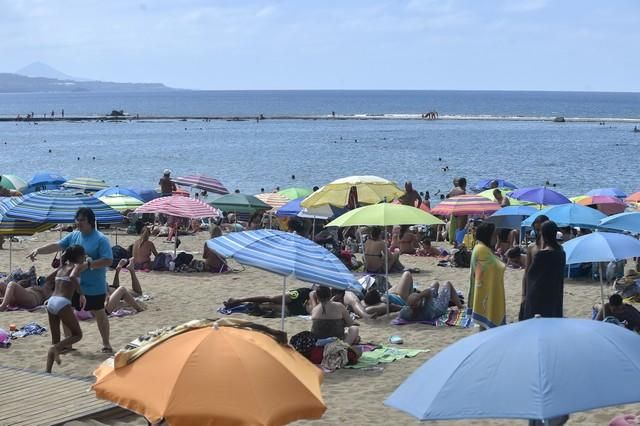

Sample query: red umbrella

[431,195,500,216]
[135,195,220,219]
[172,175,229,195]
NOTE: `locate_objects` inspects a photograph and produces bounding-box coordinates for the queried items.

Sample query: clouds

[0,0,639,91]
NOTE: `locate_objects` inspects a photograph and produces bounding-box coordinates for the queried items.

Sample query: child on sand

[45,245,87,373]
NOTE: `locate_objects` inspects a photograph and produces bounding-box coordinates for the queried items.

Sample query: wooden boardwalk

[0,365,125,426]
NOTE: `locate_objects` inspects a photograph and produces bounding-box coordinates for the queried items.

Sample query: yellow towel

[467,242,506,328]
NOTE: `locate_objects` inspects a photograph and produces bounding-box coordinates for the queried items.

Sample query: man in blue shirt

[28,207,113,353]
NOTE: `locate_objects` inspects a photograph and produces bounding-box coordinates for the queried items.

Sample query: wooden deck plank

[0,365,116,426]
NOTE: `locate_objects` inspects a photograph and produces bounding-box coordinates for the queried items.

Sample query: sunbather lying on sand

[398,281,464,322]
[224,287,317,316]
[0,267,53,311]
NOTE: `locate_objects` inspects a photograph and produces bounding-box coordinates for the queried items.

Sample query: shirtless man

[398,181,422,207]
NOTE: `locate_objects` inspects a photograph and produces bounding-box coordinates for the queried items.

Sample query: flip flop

[100,347,114,354]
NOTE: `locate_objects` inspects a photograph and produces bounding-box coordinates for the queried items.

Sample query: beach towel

[391,308,472,327]
[11,322,47,338]
[344,346,429,369]
[467,242,506,329]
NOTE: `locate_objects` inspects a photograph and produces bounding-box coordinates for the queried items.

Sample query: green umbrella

[209,193,271,214]
[0,174,28,192]
[327,203,444,227]
[278,187,313,200]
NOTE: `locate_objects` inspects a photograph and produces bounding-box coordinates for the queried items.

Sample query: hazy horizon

[1,0,639,92]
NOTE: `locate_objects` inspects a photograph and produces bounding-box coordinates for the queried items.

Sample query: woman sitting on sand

[0,267,53,311]
[363,226,403,273]
[45,245,86,373]
[131,227,158,271]
[203,225,229,273]
[391,225,419,255]
[311,286,360,345]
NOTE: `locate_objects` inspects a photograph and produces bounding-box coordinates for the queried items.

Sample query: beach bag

[51,252,61,269]
[111,245,130,269]
[453,247,471,268]
[174,252,194,268]
[152,253,171,271]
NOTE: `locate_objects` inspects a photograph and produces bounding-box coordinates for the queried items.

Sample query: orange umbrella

[92,321,326,425]
[625,192,640,203]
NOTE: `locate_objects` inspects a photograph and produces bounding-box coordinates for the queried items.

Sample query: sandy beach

[1,228,639,426]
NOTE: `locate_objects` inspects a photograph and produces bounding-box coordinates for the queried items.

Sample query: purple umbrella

[509,187,570,206]
[586,187,627,199]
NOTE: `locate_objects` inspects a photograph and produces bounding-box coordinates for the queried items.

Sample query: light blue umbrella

[1,190,124,224]
[599,212,640,234]
[207,229,361,329]
[470,178,517,192]
[563,231,640,314]
[94,187,144,201]
[26,172,66,193]
[486,206,537,229]
[586,187,627,199]
[128,187,161,203]
[386,317,640,422]
[521,203,606,229]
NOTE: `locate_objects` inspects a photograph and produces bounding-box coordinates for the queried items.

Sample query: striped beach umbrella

[571,195,626,216]
[0,175,28,192]
[0,198,54,236]
[207,230,361,329]
[1,190,124,224]
[135,195,220,219]
[172,175,229,195]
[586,187,627,199]
[62,177,109,192]
[255,192,290,209]
[99,195,144,212]
[431,195,501,217]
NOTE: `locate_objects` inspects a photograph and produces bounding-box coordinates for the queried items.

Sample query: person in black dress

[523,220,566,319]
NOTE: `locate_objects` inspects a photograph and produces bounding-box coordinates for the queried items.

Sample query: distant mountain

[0,73,173,93]
[16,62,87,81]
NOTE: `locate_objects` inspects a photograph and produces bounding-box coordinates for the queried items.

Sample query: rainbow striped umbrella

[431,195,501,217]
[1,190,123,224]
[625,192,640,203]
[172,175,229,195]
[62,177,109,192]
[571,195,626,215]
[255,192,290,209]
[135,195,220,219]
[99,195,144,212]
[0,198,54,236]
[0,175,28,192]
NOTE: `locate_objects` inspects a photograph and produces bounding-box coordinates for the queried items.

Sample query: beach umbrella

[572,195,626,215]
[430,195,501,217]
[135,195,220,219]
[275,197,343,220]
[625,192,640,203]
[486,205,537,229]
[385,317,640,422]
[509,187,570,206]
[62,177,108,192]
[94,187,144,201]
[255,192,290,209]
[0,175,27,192]
[275,197,306,218]
[521,203,606,229]
[209,193,271,214]
[300,175,404,209]
[93,321,326,425]
[172,174,229,195]
[476,188,531,206]
[26,172,66,192]
[128,188,161,203]
[99,195,144,212]
[470,178,517,192]
[599,212,640,234]
[278,187,312,200]
[207,230,361,329]
[586,187,627,199]
[563,231,640,314]
[1,190,123,224]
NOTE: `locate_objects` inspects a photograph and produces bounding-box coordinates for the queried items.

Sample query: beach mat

[391,308,472,328]
[344,346,429,369]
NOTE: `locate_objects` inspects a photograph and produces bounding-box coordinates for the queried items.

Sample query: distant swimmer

[634,126,639,133]
[48,149,52,153]
[77,157,80,160]
[92,156,96,160]
[438,157,442,161]
[291,175,295,180]
[332,111,335,117]
[260,188,265,193]
[234,189,240,194]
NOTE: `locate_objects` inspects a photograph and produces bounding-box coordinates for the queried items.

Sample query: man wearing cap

[159,169,176,197]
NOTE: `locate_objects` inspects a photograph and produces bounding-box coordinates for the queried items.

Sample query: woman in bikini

[106,258,146,314]
[0,267,53,311]
[311,286,360,345]
[131,227,158,271]
[364,226,403,273]
[45,245,86,373]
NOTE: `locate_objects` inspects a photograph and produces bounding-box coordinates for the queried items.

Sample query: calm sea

[0,90,639,198]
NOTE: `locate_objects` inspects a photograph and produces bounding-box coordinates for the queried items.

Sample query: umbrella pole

[384,231,390,317]
[9,236,12,271]
[599,273,606,321]
[281,276,287,331]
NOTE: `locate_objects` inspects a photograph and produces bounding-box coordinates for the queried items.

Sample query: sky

[1,0,639,91]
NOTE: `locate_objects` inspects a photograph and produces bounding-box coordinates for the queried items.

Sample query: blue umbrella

[486,206,537,229]
[509,187,570,205]
[128,187,161,203]
[94,187,144,201]
[386,317,640,422]
[207,230,361,329]
[25,172,67,193]
[599,212,640,234]
[470,178,517,192]
[586,187,627,199]
[521,203,606,229]
[1,190,123,224]
[275,197,305,217]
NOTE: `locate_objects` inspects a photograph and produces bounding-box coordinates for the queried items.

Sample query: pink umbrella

[172,175,229,195]
[575,195,626,216]
[135,195,220,219]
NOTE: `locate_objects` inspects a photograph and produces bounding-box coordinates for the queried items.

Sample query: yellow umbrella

[92,319,326,426]
[301,175,404,208]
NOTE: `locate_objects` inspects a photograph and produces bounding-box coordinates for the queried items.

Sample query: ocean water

[0,90,639,199]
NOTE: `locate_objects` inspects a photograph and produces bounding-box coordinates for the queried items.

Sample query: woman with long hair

[132,226,158,271]
[522,220,566,319]
[311,286,359,345]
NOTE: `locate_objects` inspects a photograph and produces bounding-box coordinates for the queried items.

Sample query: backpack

[111,245,131,269]
[452,247,471,268]
[152,253,171,271]
[174,252,194,268]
